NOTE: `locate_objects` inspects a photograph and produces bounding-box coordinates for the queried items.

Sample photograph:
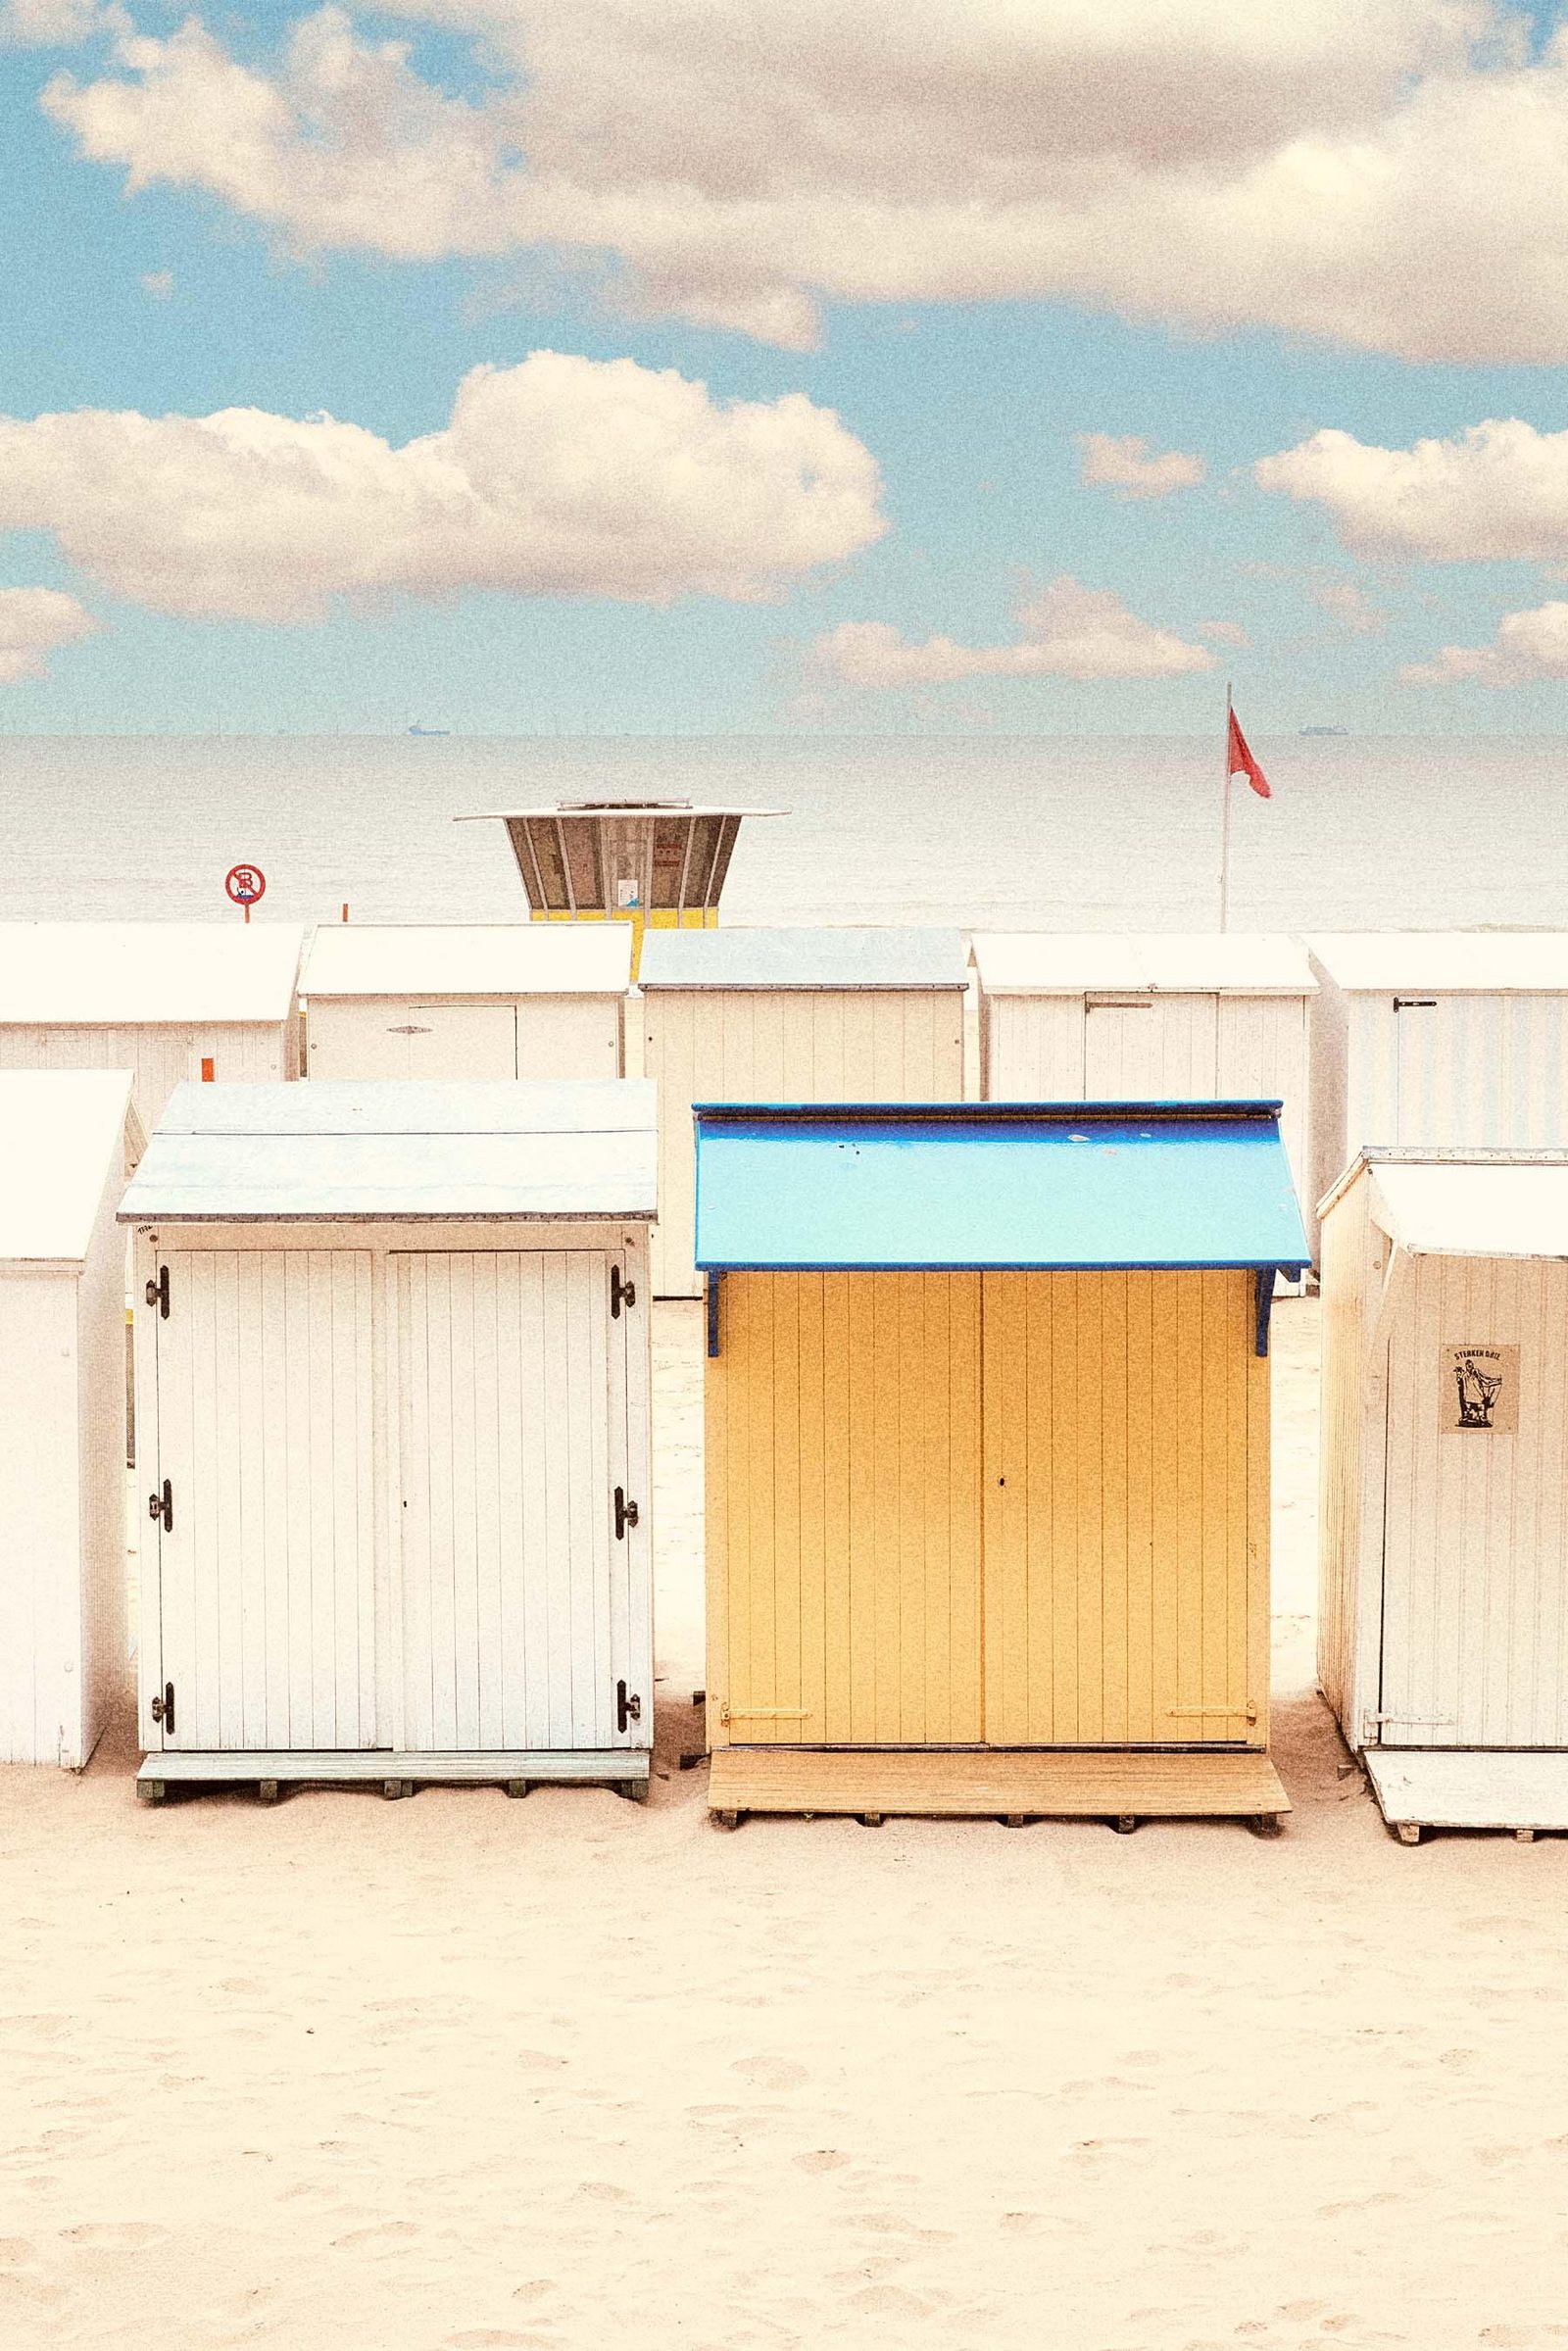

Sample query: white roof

[0,1070,137,1265]
[1309,932,1568,995]
[300,923,632,1000]
[1370,1158,1568,1258]
[971,931,1315,997]
[0,923,305,1025]
[120,1079,657,1223]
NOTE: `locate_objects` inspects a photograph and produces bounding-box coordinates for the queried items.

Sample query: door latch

[147,1480,172,1532]
[149,1682,175,1733]
[616,1679,642,1733]
[613,1486,639,1540]
[145,1265,170,1318]
[611,1264,636,1317]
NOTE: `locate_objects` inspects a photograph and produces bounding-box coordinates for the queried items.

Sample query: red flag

[1227,709,1271,800]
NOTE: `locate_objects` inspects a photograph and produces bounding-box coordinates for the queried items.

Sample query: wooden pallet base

[707,1745,1289,1828]
[136,1749,650,1803]
[1365,1748,1568,1841]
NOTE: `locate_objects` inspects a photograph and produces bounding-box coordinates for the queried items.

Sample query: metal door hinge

[1394,998,1437,1010]
[719,1703,810,1724]
[613,1486,639,1540]
[611,1263,636,1317]
[616,1679,642,1733]
[145,1265,170,1318]
[149,1682,175,1733]
[147,1479,172,1532]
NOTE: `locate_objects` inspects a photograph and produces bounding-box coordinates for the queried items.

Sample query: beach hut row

[13,920,1568,1296]
[11,1059,1568,1843]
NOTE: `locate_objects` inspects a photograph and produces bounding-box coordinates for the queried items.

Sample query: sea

[0,734,1564,933]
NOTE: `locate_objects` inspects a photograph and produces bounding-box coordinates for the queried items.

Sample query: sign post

[224,863,267,925]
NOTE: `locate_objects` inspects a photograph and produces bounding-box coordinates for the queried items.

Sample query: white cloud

[1079,433,1205,500]
[811,576,1216,689]
[0,587,98,682]
[1199,617,1250,646]
[1313,579,1388,634]
[139,267,172,298]
[1257,420,1568,562]
[1402,601,1568,685]
[2,0,121,44]
[42,3,1568,360]
[0,353,885,622]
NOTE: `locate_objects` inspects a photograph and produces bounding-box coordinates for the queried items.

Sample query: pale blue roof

[694,1102,1307,1272]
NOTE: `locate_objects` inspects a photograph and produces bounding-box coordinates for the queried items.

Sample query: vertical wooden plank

[1073,1271,1105,1742]
[1197,1271,1235,1738]
[770,1273,804,1740]
[395,1254,429,1749]
[1224,1268,1251,1740]
[617,1235,655,1738]
[744,1273,778,1739]
[561,1250,601,1744]
[820,1272,853,1741]
[1169,1272,1206,1739]
[493,1253,526,1743]
[980,1270,1029,1745]
[351,1250,377,1750]
[515,1253,552,1745]
[1245,1268,1272,1751]
[703,1267,730,1750]
[207,1250,244,1747]
[1047,1271,1077,1740]
[282,1251,318,1748]
[444,1254,479,1748]
[583,1250,613,1749]
[1148,1272,1180,1744]
[717,1269,752,1742]
[467,1252,504,1748]
[795,1271,827,1743]
[895,1273,925,1739]
[949,1272,984,1743]
[1123,1270,1154,1741]
[1099,1270,1129,1741]
[870,1271,903,1741]
[919,1273,951,1743]
[259,1252,292,1748]
[846,1274,879,1742]
[306,1253,340,1746]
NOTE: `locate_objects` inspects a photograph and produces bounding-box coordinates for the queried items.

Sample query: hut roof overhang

[0,922,305,1025]
[1307,932,1568,995]
[1324,1146,1568,1260]
[120,1079,657,1225]
[0,1069,139,1266]
[694,1101,1308,1274]
[970,932,1316,998]
[299,922,632,1000]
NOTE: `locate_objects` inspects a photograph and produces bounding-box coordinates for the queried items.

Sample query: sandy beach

[2,1296,1566,2351]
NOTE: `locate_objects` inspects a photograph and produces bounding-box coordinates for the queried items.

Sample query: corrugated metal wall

[708,1266,1267,1752]
[646,990,965,1298]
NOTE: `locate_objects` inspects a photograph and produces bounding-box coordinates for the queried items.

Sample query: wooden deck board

[1365,1748,1568,1835]
[707,1745,1289,1821]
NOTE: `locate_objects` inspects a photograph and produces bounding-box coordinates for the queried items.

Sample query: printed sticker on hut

[1440,1344,1519,1434]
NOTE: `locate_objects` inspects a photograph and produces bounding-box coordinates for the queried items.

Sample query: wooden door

[1379,1253,1568,1748]
[709,1271,983,1745]
[981,1269,1262,1746]
[147,1250,377,1751]
[395,1251,648,1751]
[1083,997,1159,1095]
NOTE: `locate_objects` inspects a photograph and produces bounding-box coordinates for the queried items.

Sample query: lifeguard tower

[456,801,782,974]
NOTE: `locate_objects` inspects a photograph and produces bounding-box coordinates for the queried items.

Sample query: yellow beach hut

[697,1100,1307,1831]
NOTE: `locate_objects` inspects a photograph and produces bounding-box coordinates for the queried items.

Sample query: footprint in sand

[793,2151,848,2173]
[1318,2191,1403,2217]
[849,2284,933,2317]
[0,2242,34,2266]
[331,2222,419,2248]
[515,2051,569,2072]
[59,2223,165,2250]
[731,2056,808,2091]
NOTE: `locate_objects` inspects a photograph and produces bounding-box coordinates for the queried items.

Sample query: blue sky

[5,3,1568,733]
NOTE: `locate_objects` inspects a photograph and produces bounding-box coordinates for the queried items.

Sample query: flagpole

[1218,678,1234,934]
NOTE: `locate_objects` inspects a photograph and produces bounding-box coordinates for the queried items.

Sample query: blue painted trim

[1254,1266,1275,1358]
[707,1271,722,1358]
[696,1259,1310,1277]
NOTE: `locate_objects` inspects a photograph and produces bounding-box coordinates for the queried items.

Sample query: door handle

[147,1480,172,1532]
[614,1487,639,1540]
[616,1679,642,1734]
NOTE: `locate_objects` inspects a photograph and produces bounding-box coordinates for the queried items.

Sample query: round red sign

[224,863,267,906]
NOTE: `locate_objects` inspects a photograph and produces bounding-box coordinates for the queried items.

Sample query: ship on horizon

[1299,723,1348,737]
[408,722,451,737]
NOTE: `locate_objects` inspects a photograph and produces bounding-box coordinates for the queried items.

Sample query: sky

[5,1,1568,734]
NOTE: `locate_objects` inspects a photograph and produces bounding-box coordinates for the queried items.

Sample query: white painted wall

[305,996,622,1083]
[0,1020,295,1131]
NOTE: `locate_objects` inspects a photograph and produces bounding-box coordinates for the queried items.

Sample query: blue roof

[694,1102,1308,1273]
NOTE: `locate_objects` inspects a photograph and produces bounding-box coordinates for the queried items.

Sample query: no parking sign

[224,863,267,922]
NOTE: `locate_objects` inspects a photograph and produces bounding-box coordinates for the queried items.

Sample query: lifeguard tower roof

[456,800,784,929]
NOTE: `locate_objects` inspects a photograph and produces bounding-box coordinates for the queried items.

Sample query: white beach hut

[972,931,1316,1202]
[1307,933,1568,1250]
[638,926,968,1298]
[0,922,306,1129]
[299,923,632,1081]
[120,1078,656,1802]
[0,1070,143,1768]
[1319,1145,1568,1841]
